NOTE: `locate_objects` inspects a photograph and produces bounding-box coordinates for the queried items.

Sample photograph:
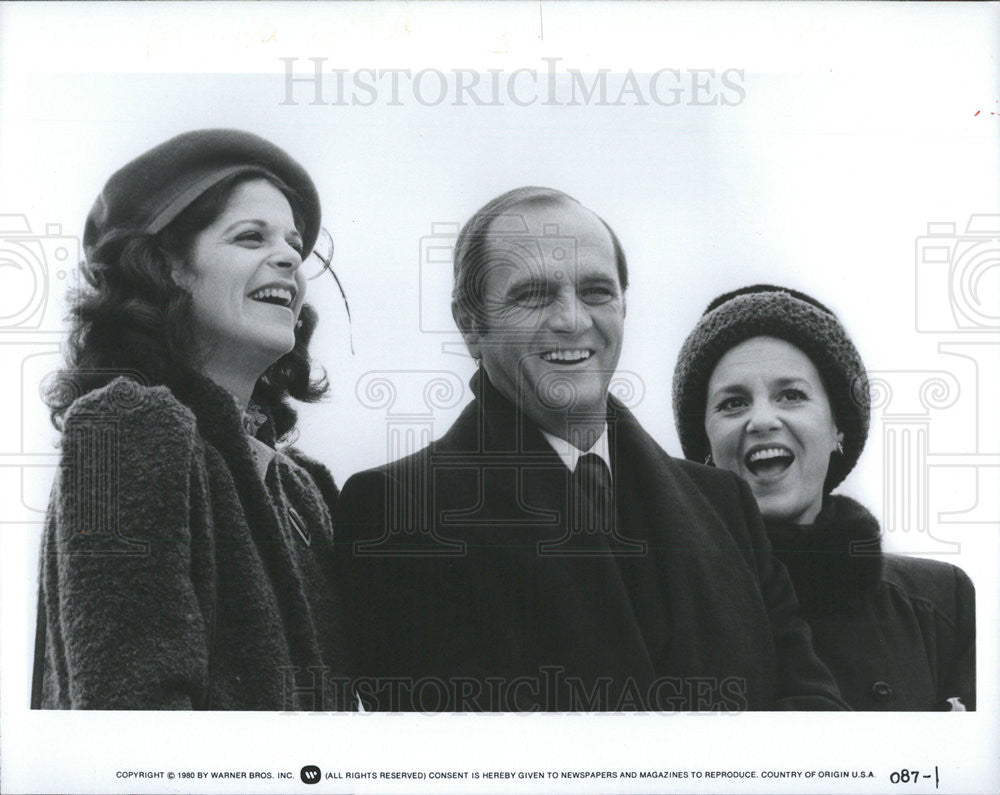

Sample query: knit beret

[83,129,321,258]
[672,284,870,492]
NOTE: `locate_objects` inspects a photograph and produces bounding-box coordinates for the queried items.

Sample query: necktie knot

[575,452,612,492]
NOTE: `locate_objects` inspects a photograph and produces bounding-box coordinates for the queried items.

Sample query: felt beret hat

[672,284,870,492]
[83,128,321,258]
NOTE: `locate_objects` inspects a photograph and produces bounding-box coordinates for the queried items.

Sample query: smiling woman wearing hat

[673,284,976,711]
[33,129,349,709]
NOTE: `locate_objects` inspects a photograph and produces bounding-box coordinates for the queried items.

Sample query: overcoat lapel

[609,397,771,680]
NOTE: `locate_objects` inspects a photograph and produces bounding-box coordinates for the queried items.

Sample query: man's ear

[452,300,482,359]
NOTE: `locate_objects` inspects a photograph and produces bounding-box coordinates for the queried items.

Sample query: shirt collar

[541,425,612,476]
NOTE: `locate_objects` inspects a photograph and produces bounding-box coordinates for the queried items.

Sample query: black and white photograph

[0,2,997,792]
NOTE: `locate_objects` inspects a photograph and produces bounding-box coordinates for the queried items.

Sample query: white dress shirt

[540,425,612,477]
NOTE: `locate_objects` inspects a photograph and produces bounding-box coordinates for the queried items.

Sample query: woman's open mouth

[248,285,296,308]
[744,445,794,478]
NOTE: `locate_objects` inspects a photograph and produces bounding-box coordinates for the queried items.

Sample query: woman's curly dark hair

[45,167,328,440]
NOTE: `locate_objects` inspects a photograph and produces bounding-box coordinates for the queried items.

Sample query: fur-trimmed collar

[766,495,883,615]
[167,368,277,449]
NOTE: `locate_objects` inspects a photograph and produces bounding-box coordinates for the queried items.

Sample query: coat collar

[164,369,282,497]
[765,494,883,613]
[466,368,675,493]
[167,368,277,451]
[467,367,562,456]
[467,367,650,466]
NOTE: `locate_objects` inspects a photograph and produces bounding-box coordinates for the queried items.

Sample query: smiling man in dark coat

[334,186,846,711]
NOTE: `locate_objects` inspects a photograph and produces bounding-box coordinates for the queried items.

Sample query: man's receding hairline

[482,194,607,244]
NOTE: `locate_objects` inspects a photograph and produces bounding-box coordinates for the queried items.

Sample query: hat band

[145,164,257,235]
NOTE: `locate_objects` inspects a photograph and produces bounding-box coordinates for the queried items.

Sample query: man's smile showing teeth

[540,349,592,364]
[744,445,795,477]
[248,286,295,308]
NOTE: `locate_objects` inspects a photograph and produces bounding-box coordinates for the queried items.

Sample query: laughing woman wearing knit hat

[673,285,975,711]
[33,130,349,709]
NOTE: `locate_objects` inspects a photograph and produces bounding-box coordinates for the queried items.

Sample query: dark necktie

[573,453,616,535]
[539,452,646,555]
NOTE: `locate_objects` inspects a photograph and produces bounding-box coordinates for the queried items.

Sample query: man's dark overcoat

[334,372,845,710]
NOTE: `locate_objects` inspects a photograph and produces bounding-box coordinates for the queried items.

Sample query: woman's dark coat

[33,375,350,710]
[334,372,846,711]
[767,495,976,711]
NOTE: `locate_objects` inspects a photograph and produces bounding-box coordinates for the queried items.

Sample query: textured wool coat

[334,372,846,711]
[767,495,976,711]
[33,375,350,710]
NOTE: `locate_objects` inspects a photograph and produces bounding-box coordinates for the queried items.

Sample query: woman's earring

[704,453,714,466]
[836,439,844,455]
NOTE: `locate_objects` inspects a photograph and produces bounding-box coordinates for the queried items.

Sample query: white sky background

[1,3,998,794]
